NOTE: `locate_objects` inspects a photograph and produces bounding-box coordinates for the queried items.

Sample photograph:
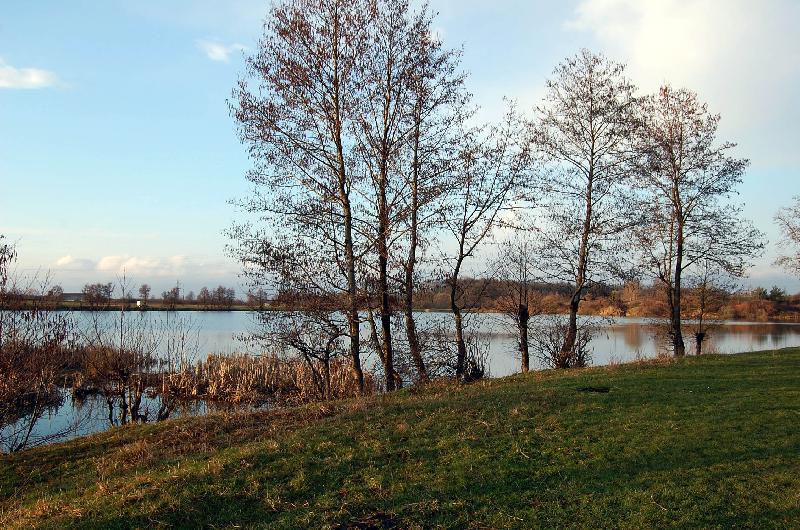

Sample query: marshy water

[6,310,800,450]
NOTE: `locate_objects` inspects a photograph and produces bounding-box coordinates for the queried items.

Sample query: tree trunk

[331,17,363,393]
[672,221,686,356]
[560,295,580,368]
[695,332,705,355]
[450,257,467,378]
[518,303,530,372]
[340,171,363,392]
[323,356,331,400]
[453,304,467,378]
[377,172,396,390]
[378,252,395,391]
[404,121,428,382]
[560,171,593,366]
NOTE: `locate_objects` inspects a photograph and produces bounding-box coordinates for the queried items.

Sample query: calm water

[5,311,800,450]
[89,310,799,377]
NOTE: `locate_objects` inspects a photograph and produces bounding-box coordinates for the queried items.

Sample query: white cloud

[54,255,95,271]
[565,0,800,168]
[0,57,60,89]
[196,39,247,62]
[54,255,190,277]
[96,255,188,277]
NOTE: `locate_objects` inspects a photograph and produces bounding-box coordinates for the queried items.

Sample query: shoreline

[3,302,800,324]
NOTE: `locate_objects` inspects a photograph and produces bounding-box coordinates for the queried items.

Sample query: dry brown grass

[159,353,375,406]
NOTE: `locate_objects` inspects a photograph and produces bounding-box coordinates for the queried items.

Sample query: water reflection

[5,311,800,450]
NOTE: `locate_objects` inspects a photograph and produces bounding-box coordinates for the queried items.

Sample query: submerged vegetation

[1,349,798,528]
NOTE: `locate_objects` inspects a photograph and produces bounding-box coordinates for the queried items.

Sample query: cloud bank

[54,255,188,277]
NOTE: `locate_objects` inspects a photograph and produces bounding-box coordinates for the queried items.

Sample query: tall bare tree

[355,1,469,386]
[398,11,468,383]
[775,196,800,277]
[533,49,639,368]
[634,85,764,356]
[443,108,528,379]
[231,0,374,392]
[355,0,415,390]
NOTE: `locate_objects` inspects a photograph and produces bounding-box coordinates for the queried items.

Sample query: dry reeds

[160,353,374,406]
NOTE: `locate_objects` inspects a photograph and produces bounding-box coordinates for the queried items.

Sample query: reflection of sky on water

[74,311,800,378]
[9,311,800,449]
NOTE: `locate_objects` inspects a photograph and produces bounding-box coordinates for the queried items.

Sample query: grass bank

[2,349,799,528]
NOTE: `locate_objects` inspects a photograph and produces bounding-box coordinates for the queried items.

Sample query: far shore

[4,300,800,323]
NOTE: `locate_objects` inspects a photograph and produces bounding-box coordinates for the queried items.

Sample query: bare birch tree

[634,85,764,356]
[533,49,638,368]
[355,0,416,391]
[350,0,471,388]
[230,0,374,392]
[398,12,469,383]
[443,108,528,379]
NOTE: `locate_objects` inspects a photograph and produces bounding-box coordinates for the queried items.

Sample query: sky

[1,0,799,294]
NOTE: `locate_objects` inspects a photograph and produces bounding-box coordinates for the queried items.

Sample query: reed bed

[159,353,374,406]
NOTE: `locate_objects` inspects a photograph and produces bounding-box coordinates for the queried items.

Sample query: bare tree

[533,49,639,368]
[231,0,375,392]
[82,282,114,309]
[442,108,528,379]
[354,0,416,390]
[492,234,540,372]
[397,9,468,383]
[0,237,76,452]
[198,286,212,309]
[249,294,349,400]
[775,196,800,276]
[161,283,181,310]
[45,285,64,304]
[634,85,764,356]
[349,0,470,388]
[684,259,734,355]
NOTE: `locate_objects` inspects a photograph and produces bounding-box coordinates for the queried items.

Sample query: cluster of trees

[82,282,114,306]
[753,286,790,303]
[39,282,241,310]
[197,286,237,309]
[230,0,774,392]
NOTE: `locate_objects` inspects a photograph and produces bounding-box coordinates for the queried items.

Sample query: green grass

[2,350,799,529]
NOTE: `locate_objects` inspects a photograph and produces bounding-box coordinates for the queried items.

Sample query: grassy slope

[1,350,799,529]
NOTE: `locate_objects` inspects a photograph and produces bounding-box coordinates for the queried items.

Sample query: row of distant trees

[151,285,237,310]
[17,282,243,310]
[136,284,239,309]
[227,0,799,393]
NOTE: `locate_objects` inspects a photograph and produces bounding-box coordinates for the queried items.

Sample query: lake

[5,310,800,450]
[73,310,800,376]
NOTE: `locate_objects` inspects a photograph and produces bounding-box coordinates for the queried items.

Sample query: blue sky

[1,0,799,293]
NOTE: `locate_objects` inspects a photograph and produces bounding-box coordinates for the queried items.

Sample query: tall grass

[160,354,374,406]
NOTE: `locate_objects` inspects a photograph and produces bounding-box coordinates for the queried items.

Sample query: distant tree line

[24,281,243,311]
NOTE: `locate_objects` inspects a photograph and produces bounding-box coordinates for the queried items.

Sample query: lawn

[1,349,799,529]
